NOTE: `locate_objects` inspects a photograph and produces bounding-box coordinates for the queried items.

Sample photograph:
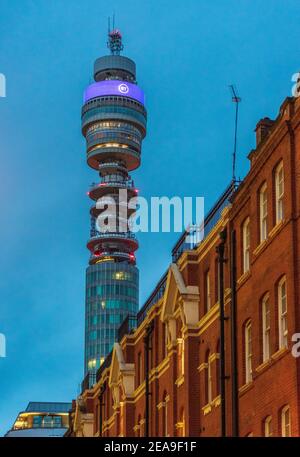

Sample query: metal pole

[99,384,105,437]
[144,321,154,437]
[217,229,227,437]
[230,229,239,436]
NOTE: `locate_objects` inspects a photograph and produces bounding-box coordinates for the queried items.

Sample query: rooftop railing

[172,180,239,262]
[81,372,97,392]
[96,351,113,383]
[118,313,137,342]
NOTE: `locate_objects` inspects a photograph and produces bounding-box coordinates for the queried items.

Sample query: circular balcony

[87,135,141,154]
[90,200,137,218]
[98,161,128,175]
[88,180,138,201]
[89,251,136,265]
[87,144,140,171]
[87,231,139,253]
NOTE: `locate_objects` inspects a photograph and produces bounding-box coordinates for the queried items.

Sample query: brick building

[68,92,300,437]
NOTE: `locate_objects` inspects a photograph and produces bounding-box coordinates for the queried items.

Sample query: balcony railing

[89,231,137,240]
[118,314,137,342]
[81,372,97,393]
[90,179,135,191]
[96,351,113,383]
[137,271,168,326]
[172,180,239,262]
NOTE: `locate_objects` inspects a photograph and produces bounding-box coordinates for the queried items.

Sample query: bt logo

[118,83,129,95]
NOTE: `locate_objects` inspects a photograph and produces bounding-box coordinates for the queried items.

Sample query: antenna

[229,85,241,183]
[107,14,124,55]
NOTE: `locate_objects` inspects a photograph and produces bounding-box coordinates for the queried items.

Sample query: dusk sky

[0,0,299,436]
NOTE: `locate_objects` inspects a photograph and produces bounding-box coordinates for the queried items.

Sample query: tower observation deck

[82,29,147,383]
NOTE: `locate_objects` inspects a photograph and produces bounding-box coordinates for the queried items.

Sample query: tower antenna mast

[107,14,124,55]
[229,85,241,183]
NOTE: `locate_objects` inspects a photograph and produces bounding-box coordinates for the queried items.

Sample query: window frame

[278,277,288,349]
[242,217,250,273]
[281,405,291,437]
[264,415,272,437]
[245,320,253,384]
[275,161,284,224]
[259,182,268,242]
[262,294,271,362]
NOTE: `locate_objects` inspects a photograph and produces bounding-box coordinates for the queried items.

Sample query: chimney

[255,117,274,146]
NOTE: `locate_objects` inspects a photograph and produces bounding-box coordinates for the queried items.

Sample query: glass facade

[84,261,139,375]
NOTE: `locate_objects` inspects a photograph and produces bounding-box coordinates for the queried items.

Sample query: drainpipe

[144,320,154,437]
[216,228,227,437]
[230,229,239,436]
[99,383,105,437]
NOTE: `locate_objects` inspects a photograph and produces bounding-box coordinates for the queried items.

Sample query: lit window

[264,416,272,437]
[88,358,97,369]
[245,320,252,384]
[205,270,211,311]
[242,218,250,273]
[281,405,291,437]
[275,162,284,223]
[260,183,268,242]
[278,277,288,349]
[262,294,271,361]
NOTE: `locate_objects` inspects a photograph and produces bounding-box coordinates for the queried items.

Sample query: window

[242,218,250,273]
[205,351,212,404]
[205,270,211,311]
[245,321,252,383]
[260,183,268,242]
[275,162,284,223]
[262,294,271,361]
[33,416,42,428]
[278,277,288,349]
[264,416,272,437]
[281,405,291,437]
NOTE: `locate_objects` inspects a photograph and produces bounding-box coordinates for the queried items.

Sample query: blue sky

[0,0,299,436]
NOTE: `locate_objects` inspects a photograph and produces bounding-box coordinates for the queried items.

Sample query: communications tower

[82,28,147,383]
